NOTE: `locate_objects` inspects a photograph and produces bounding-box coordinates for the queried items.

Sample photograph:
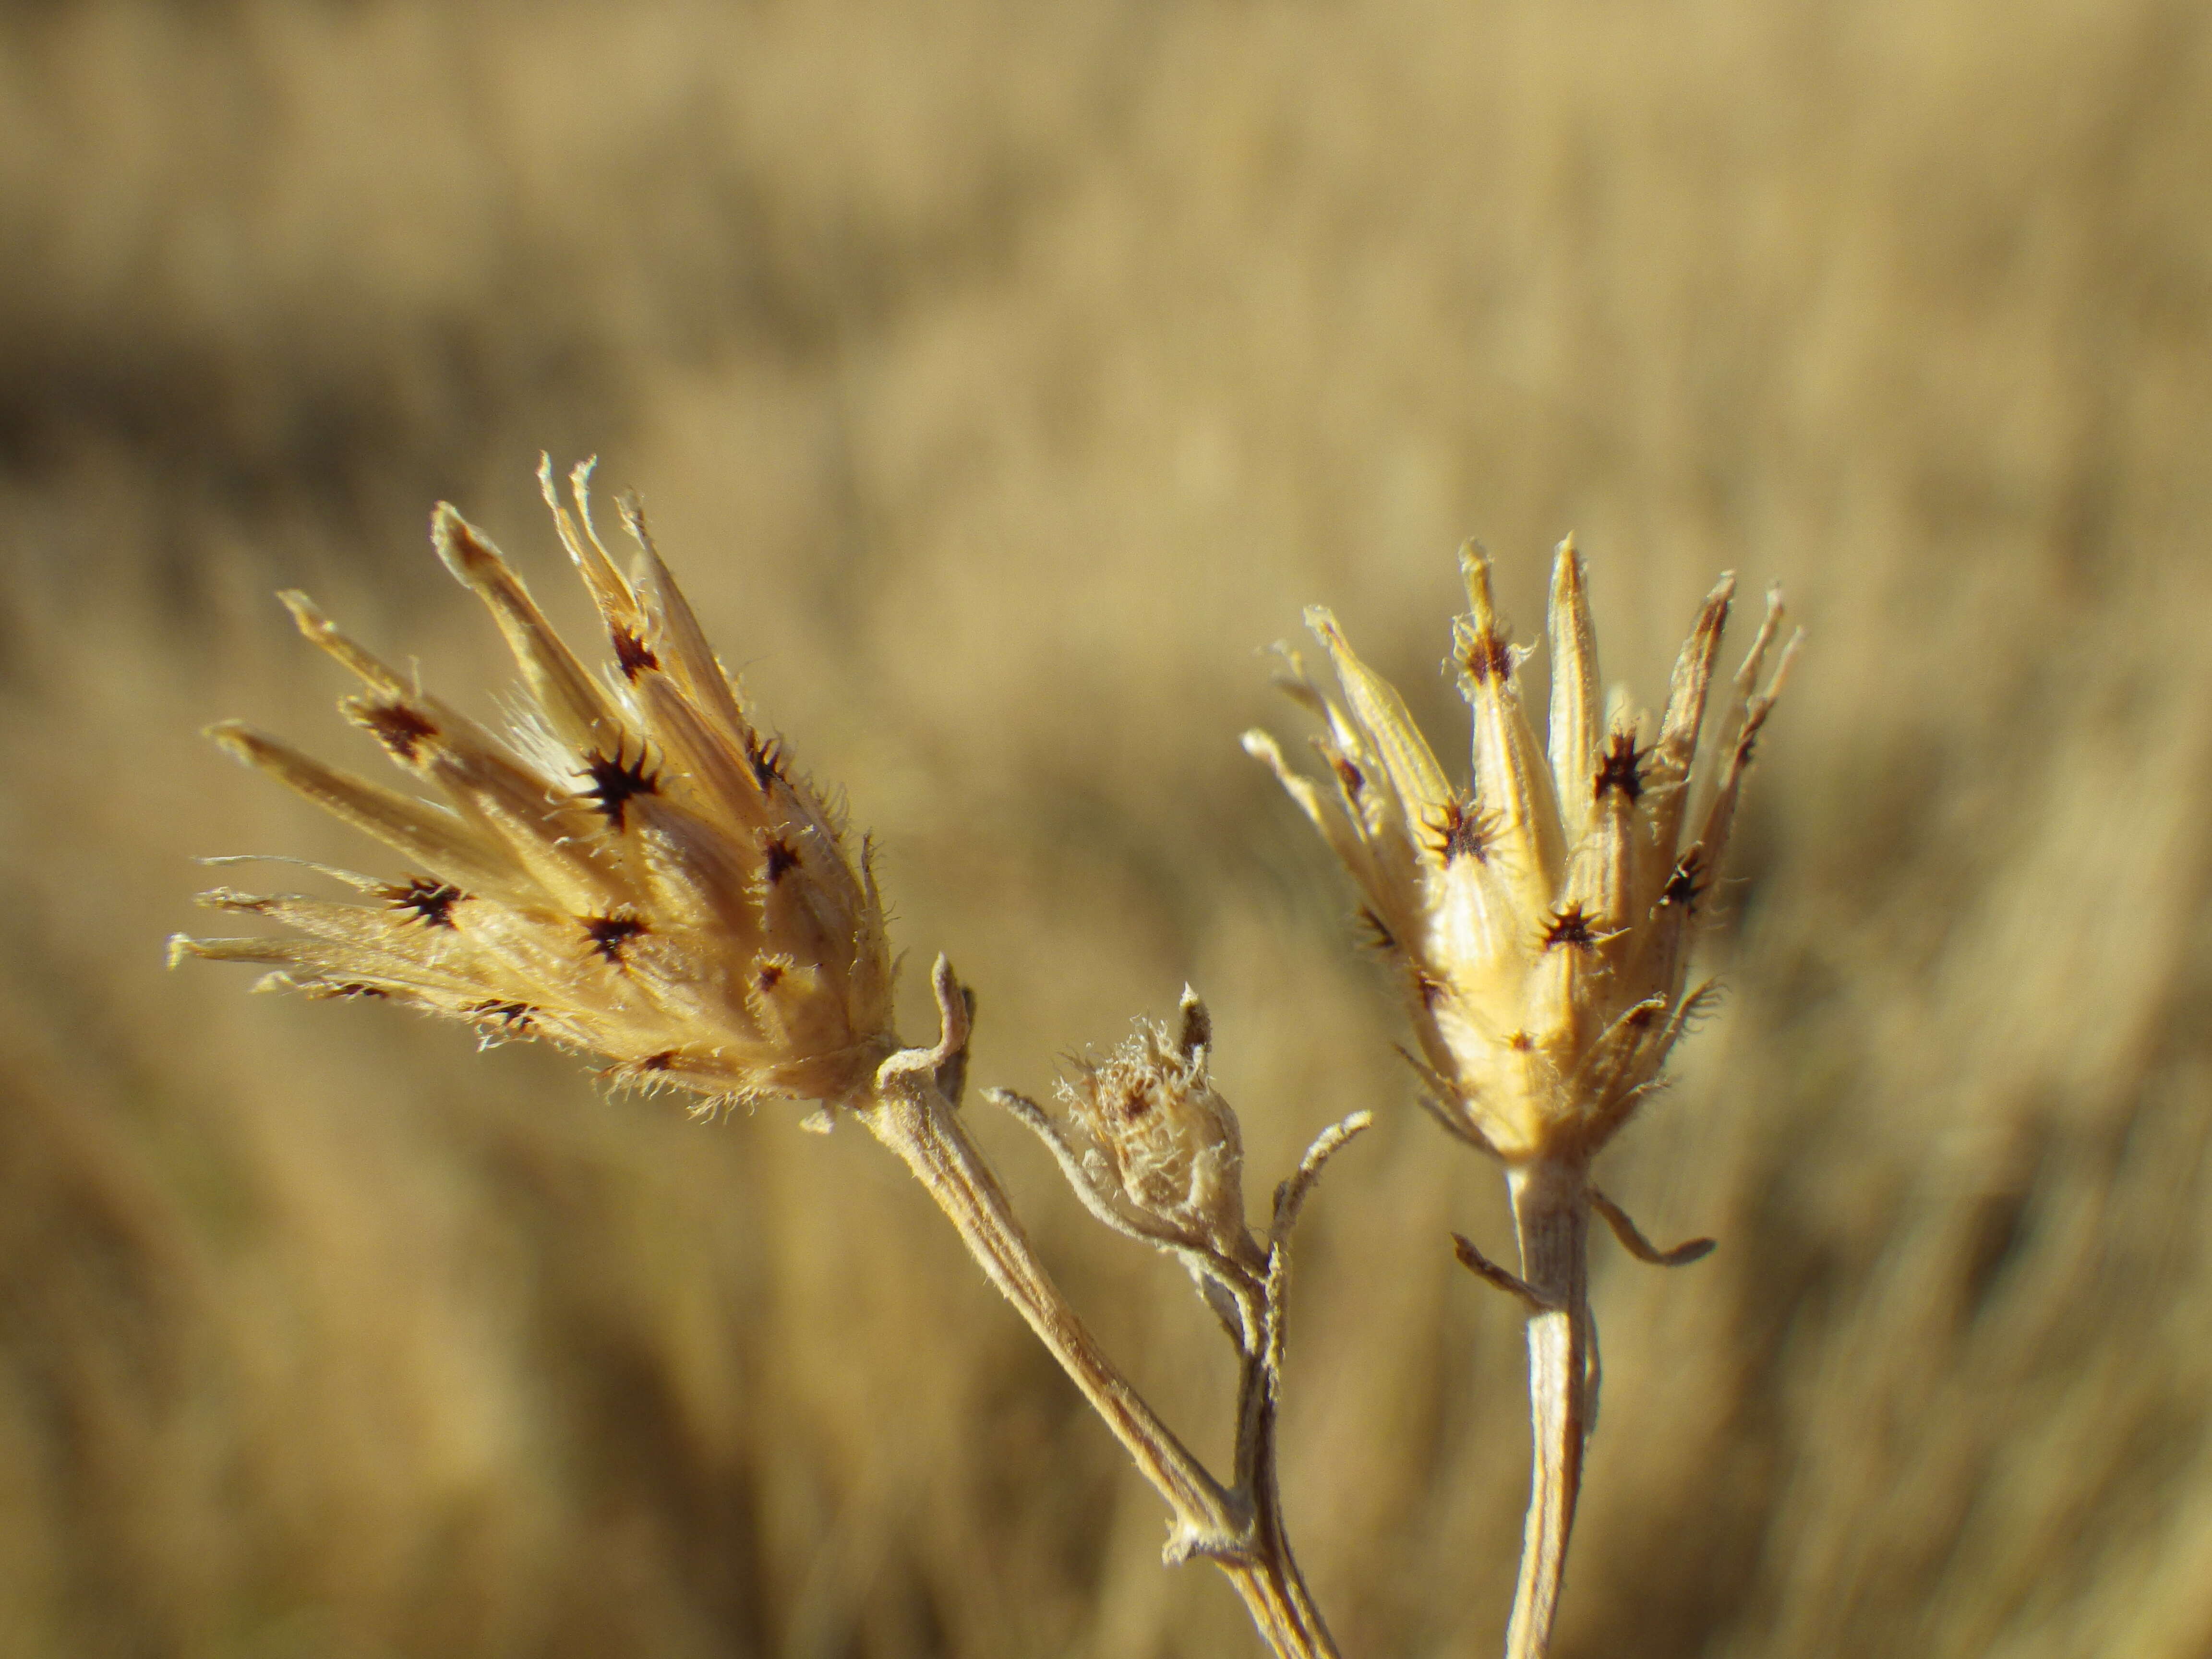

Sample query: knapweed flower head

[1245,540,1800,1165]
[172,460,896,1109]
[1059,990,1260,1270]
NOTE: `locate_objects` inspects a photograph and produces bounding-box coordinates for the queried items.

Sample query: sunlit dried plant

[175,464,1800,1659]
[994,995,1365,1655]
[1247,539,1800,1659]
[172,463,895,1106]
[174,462,1361,1659]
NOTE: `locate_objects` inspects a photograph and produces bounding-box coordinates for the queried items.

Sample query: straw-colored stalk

[173,462,1357,1659]
[1248,539,1800,1657]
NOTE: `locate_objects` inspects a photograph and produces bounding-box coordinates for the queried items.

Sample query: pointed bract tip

[1241,728,1296,775]
[926,953,971,1060]
[1458,540,1500,621]
[1767,626,1807,697]
[431,504,502,585]
[537,454,602,508]
[1684,571,1737,633]
[204,720,257,761]
[277,589,331,639]
[164,933,198,970]
[1175,986,1211,1060]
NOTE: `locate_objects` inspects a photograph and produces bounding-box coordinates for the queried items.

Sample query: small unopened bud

[1060,988,1257,1267]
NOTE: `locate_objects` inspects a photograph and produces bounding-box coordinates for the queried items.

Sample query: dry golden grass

[4,0,2212,1654]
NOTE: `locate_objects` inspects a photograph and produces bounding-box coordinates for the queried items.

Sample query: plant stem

[1503,1159,1592,1659]
[860,1073,1234,1537]
[1230,1298,1337,1655]
[863,1028,1338,1658]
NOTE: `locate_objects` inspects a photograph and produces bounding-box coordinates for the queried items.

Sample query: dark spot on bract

[1461,630,1514,686]
[1508,1031,1535,1052]
[1594,732,1646,803]
[382,876,465,928]
[324,982,390,999]
[1358,906,1397,952]
[579,743,659,830]
[1427,797,1493,865]
[1332,755,1366,797]
[1416,970,1448,1010]
[466,999,538,1033]
[1120,1082,1154,1122]
[361,702,440,763]
[763,838,801,884]
[611,626,660,681]
[745,731,786,792]
[1659,852,1707,911]
[1542,906,1599,952]
[638,1049,678,1072]
[756,962,785,993]
[582,913,649,964]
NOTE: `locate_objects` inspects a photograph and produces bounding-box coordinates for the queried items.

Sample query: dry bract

[1246,538,1800,1165]
[173,469,1794,1659]
[176,465,1359,1659]
[170,460,897,1109]
[1247,536,1800,1659]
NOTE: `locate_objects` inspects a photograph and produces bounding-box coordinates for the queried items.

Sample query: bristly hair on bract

[1245,537,1802,1165]
[171,458,898,1113]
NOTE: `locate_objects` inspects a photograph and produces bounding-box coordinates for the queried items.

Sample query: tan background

[4,1,2212,1655]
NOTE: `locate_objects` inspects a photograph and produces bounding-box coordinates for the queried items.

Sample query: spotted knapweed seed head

[171,460,897,1110]
[1245,539,1801,1166]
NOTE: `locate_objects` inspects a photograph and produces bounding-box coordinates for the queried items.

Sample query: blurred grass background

[4,0,2212,1654]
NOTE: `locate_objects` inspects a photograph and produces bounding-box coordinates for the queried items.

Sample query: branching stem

[859,958,1344,1659]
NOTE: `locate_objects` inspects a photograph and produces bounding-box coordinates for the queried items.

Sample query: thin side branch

[1231,1111,1370,1659]
[1272,1110,1373,1247]
[864,963,1238,1554]
[1395,1043,1502,1156]
[1452,1233,1560,1313]
[861,959,1338,1659]
[1590,1187,1716,1267]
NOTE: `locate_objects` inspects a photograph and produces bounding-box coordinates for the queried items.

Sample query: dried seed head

[1246,536,1802,1163]
[1058,989,1257,1265]
[171,458,898,1110]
